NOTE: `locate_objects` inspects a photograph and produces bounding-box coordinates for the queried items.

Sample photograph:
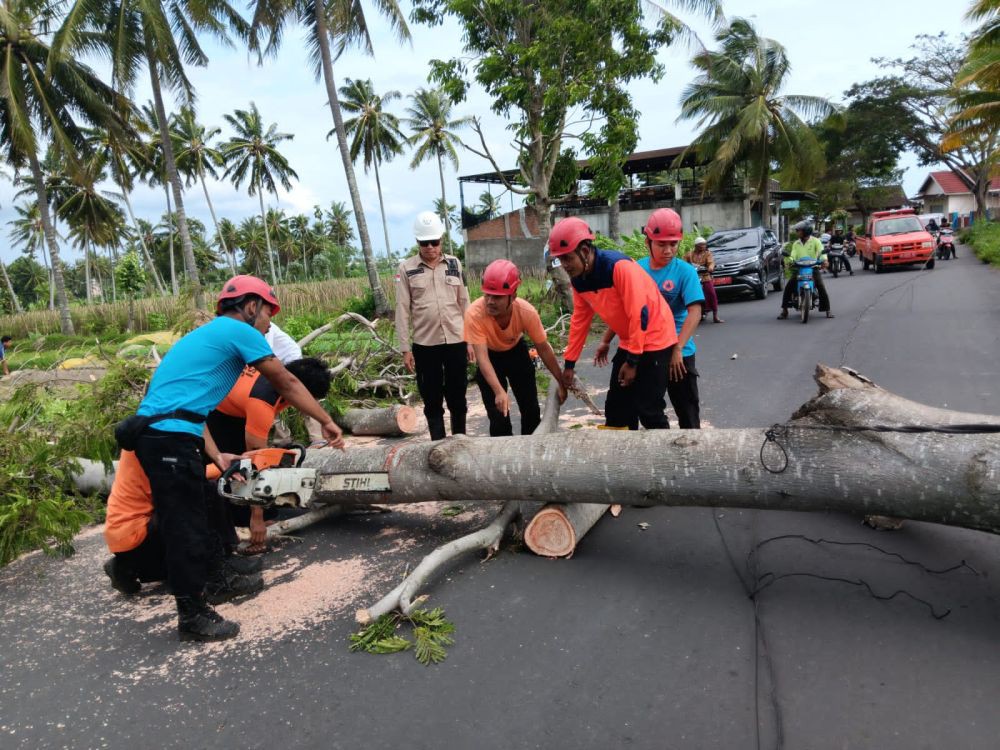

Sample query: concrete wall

[464,199,752,272]
[555,200,750,238]
[466,238,546,274]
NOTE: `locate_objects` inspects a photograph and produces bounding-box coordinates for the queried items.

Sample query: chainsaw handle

[217,458,253,501]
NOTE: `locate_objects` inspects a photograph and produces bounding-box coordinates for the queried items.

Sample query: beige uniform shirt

[395,254,471,351]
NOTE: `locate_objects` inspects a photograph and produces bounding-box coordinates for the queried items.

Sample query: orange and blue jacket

[563,249,677,368]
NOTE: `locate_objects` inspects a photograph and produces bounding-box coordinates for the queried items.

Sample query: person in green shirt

[778,223,834,319]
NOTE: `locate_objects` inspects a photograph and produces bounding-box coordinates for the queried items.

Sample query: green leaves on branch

[349,608,456,665]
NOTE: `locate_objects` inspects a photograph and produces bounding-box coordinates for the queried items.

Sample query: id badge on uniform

[550,257,561,267]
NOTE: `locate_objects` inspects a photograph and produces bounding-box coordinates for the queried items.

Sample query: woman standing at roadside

[687,237,724,324]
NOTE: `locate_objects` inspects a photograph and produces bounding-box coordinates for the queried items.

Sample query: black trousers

[781,269,831,312]
[667,354,700,429]
[831,254,852,273]
[413,342,468,440]
[474,339,541,436]
[114,486,235,585]
[115,518,167,583]
[134,430,216,597]
[605,346,673,430]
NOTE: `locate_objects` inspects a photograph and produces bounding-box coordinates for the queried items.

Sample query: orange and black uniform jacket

[206,366,288,454]
[563,249,677,368]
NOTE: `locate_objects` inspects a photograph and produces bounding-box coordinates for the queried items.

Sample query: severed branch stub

[355,381,565,624]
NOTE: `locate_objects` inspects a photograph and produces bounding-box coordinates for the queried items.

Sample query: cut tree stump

[339,406,417,436]
[524,503,609,558]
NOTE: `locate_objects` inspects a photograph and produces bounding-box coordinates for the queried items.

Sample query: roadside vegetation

[961,222,1000,266]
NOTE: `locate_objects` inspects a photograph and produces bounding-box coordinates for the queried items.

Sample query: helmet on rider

[413,211,446,242]
[217,275,281,316]
[795,222,814,238]
[642,208,683,242]
[548,217,595,257]
[694,236,707,248]
[481,259,521,296]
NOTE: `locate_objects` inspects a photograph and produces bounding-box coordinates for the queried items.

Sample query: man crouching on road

[124,275,345,643]
[550,217,678,430]
[464,259,566,435]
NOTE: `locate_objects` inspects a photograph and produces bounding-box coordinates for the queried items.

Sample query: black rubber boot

[218,553,264,575]
[450,412,467,436]
[427,415,447,441]
[204,564,264,605]
[103,557,141,597]
[176,595,239,642]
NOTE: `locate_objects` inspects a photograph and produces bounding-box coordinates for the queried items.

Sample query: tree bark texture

[201,169,235,274]
[608,196,621,242]
[313,0,389,317]
[339,406,418,436]
[536,202,575,313]
[145,38,203,309]
[301,367,1000,535]
[29,150,74,335]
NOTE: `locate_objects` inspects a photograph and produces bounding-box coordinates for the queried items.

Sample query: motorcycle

[787,257,822,324]
[826,241,849,278]
[936,229,956,260]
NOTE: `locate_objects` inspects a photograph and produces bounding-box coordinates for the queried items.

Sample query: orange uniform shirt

[213,367,288,440]
[463,297,547,352]
[103,450,153,553]
[563,249,677,366]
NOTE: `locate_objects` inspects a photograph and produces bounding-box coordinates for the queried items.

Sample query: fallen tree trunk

[339,405,418,436]
[303,366,1000,536]
[356,382,564,623]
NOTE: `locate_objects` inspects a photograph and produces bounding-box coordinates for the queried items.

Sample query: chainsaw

[211,446,317,508]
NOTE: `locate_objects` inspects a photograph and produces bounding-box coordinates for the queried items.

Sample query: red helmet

[217,275,281,316]
[643,208,683,242]
[548,217,595,257]
[481,259,521,296]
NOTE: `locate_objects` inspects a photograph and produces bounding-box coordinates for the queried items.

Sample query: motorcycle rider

[779,223,834,319]
[828,227,853,276]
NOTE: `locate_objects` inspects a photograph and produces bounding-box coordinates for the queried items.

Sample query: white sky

[0,0,977,265]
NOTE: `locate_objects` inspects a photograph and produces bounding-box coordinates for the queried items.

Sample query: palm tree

[58,0,250,309]
[317,201,355,247]
[405,88,470,239]
[172,106,236,273]
[9,203,50,309]
[942,2,1000,158]
[338,78,405,261]
[0,0,133,334]
[85,124,167,295]
[477,189,502,220]
[677,18,833,228]
[58,153,126,304]
[214,218,240,272]
[248,0,410,316]
[236,217,269,277]
[222,102,297,285]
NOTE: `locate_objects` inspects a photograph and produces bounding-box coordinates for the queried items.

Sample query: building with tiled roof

[914,169,1000,224]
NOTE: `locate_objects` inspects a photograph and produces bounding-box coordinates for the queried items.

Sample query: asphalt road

[2,249,1000,750]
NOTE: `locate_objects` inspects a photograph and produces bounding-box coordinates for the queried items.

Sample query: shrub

[963,221,1000,266]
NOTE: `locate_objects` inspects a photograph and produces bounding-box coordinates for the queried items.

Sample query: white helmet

[694,236,707,246]
[413,211,445,241]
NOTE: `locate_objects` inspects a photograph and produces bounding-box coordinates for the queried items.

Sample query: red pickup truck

[856,209,936,273]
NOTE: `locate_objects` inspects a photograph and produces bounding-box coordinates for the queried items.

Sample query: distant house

[913,170,1000,225]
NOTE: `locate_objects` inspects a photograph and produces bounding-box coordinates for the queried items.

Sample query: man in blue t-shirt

[129,275,345,643]
[0,335,10,376]
[595,209,705,428]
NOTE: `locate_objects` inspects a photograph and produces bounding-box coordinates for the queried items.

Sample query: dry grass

[0,277,395,337]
